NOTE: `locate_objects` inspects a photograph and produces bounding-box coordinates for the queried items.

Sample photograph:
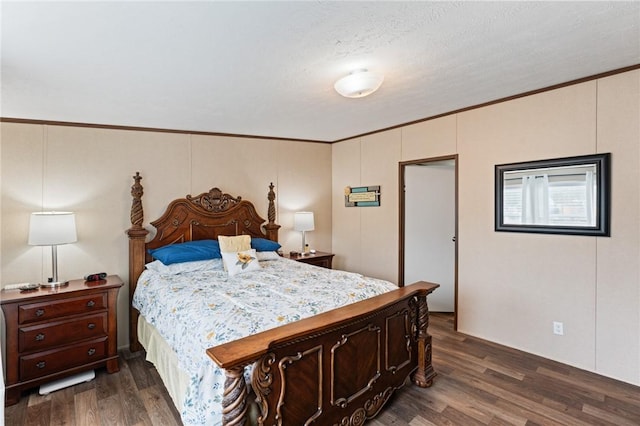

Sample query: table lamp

[28,212,77,287]
[294,211,314,254]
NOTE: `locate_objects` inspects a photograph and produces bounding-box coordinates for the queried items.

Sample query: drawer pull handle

[87,348,96,356]
[86,300,96,308]
[35,309,45,317]
[35,333,45,341]
[87,323,96,330]
[36,361,46,369]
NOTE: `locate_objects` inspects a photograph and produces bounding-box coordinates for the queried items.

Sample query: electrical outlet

[553,321,564,335]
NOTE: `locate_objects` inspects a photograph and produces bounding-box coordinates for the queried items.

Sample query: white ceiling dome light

[334,69,384,98]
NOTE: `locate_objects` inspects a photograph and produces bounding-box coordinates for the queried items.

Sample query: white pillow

[221,249,261,276]
[145,259,222,275]
[256,251,281,261]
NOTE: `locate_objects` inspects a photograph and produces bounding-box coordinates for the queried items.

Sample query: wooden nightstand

[285,251,335,269]
[1,275,123,406]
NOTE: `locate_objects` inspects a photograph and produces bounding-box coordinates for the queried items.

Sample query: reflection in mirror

[503,164,597,227]
[495,154,610,236]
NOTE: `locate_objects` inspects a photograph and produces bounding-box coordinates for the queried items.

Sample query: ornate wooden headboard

[126,172,281,351]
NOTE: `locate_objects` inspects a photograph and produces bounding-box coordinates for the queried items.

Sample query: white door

[404,161,456,312]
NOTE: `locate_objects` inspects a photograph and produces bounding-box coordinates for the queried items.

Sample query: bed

[126,172,438,426]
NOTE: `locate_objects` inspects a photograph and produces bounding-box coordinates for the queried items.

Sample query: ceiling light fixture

[334,69,384,98]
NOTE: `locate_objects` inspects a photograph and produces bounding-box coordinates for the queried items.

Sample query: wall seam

[275,140,280,226]
[39,125,47,281]
[41,125,47,209]
[189,133,193,194]
[399,126,403,161]
[455,113,459,154]
[359,137,363,272]
[594,78,599,372]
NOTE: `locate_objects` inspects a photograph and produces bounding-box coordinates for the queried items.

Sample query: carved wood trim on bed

[126,172,281,351]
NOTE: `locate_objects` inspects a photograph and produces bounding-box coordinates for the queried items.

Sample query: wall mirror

[495,153,610,236]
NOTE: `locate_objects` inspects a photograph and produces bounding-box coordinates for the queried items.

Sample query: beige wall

[332,70,640,385]
[0,125,333,350]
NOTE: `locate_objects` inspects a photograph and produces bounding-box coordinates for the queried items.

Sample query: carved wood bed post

[264,182,280,242]
[221,367,249,426]
[412,294,437,387]
[126,172,149,352]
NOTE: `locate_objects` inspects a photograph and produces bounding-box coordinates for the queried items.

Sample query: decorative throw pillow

[218,235,251,253]
[148,240,221,265]
[221,249,260,276]
[251,237,281,252]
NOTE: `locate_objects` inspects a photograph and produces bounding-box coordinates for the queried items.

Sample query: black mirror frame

[495,153,611,236]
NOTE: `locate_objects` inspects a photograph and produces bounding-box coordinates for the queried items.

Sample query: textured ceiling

[2,1,639,142]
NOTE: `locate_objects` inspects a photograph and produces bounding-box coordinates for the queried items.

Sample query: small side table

[285,251,335,269]
[1,275,123,405]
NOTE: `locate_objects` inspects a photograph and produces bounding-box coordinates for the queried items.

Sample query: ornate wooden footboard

[208,281,438,426]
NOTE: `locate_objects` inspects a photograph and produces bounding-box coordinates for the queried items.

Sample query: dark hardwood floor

[5,313,640,425]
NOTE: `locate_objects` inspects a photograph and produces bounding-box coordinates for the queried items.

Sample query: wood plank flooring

[5,313,640,425]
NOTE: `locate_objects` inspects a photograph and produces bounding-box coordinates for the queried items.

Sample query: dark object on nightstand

[19,283,40,292]
[285,251,335,269]
[1,275,123,406]
[84,272,107,282]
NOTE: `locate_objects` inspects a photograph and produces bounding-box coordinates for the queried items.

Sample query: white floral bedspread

[132,256,397,425]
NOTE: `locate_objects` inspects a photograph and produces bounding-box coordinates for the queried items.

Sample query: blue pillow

[148,239,221,265]
[251,238,281,252]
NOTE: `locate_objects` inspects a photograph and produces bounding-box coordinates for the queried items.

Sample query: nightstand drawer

[301,257,332,268]
[20,337,108,380]
[19,312,107,352]
[18,293,107,324]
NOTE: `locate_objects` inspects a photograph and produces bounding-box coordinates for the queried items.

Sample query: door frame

[398,154,458,329]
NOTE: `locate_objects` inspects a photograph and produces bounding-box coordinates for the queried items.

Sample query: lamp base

[40,280,69,288]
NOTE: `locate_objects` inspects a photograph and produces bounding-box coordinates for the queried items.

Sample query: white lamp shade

[294,212,315,232]
[28,212,77,246]
[334,69,384,98]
